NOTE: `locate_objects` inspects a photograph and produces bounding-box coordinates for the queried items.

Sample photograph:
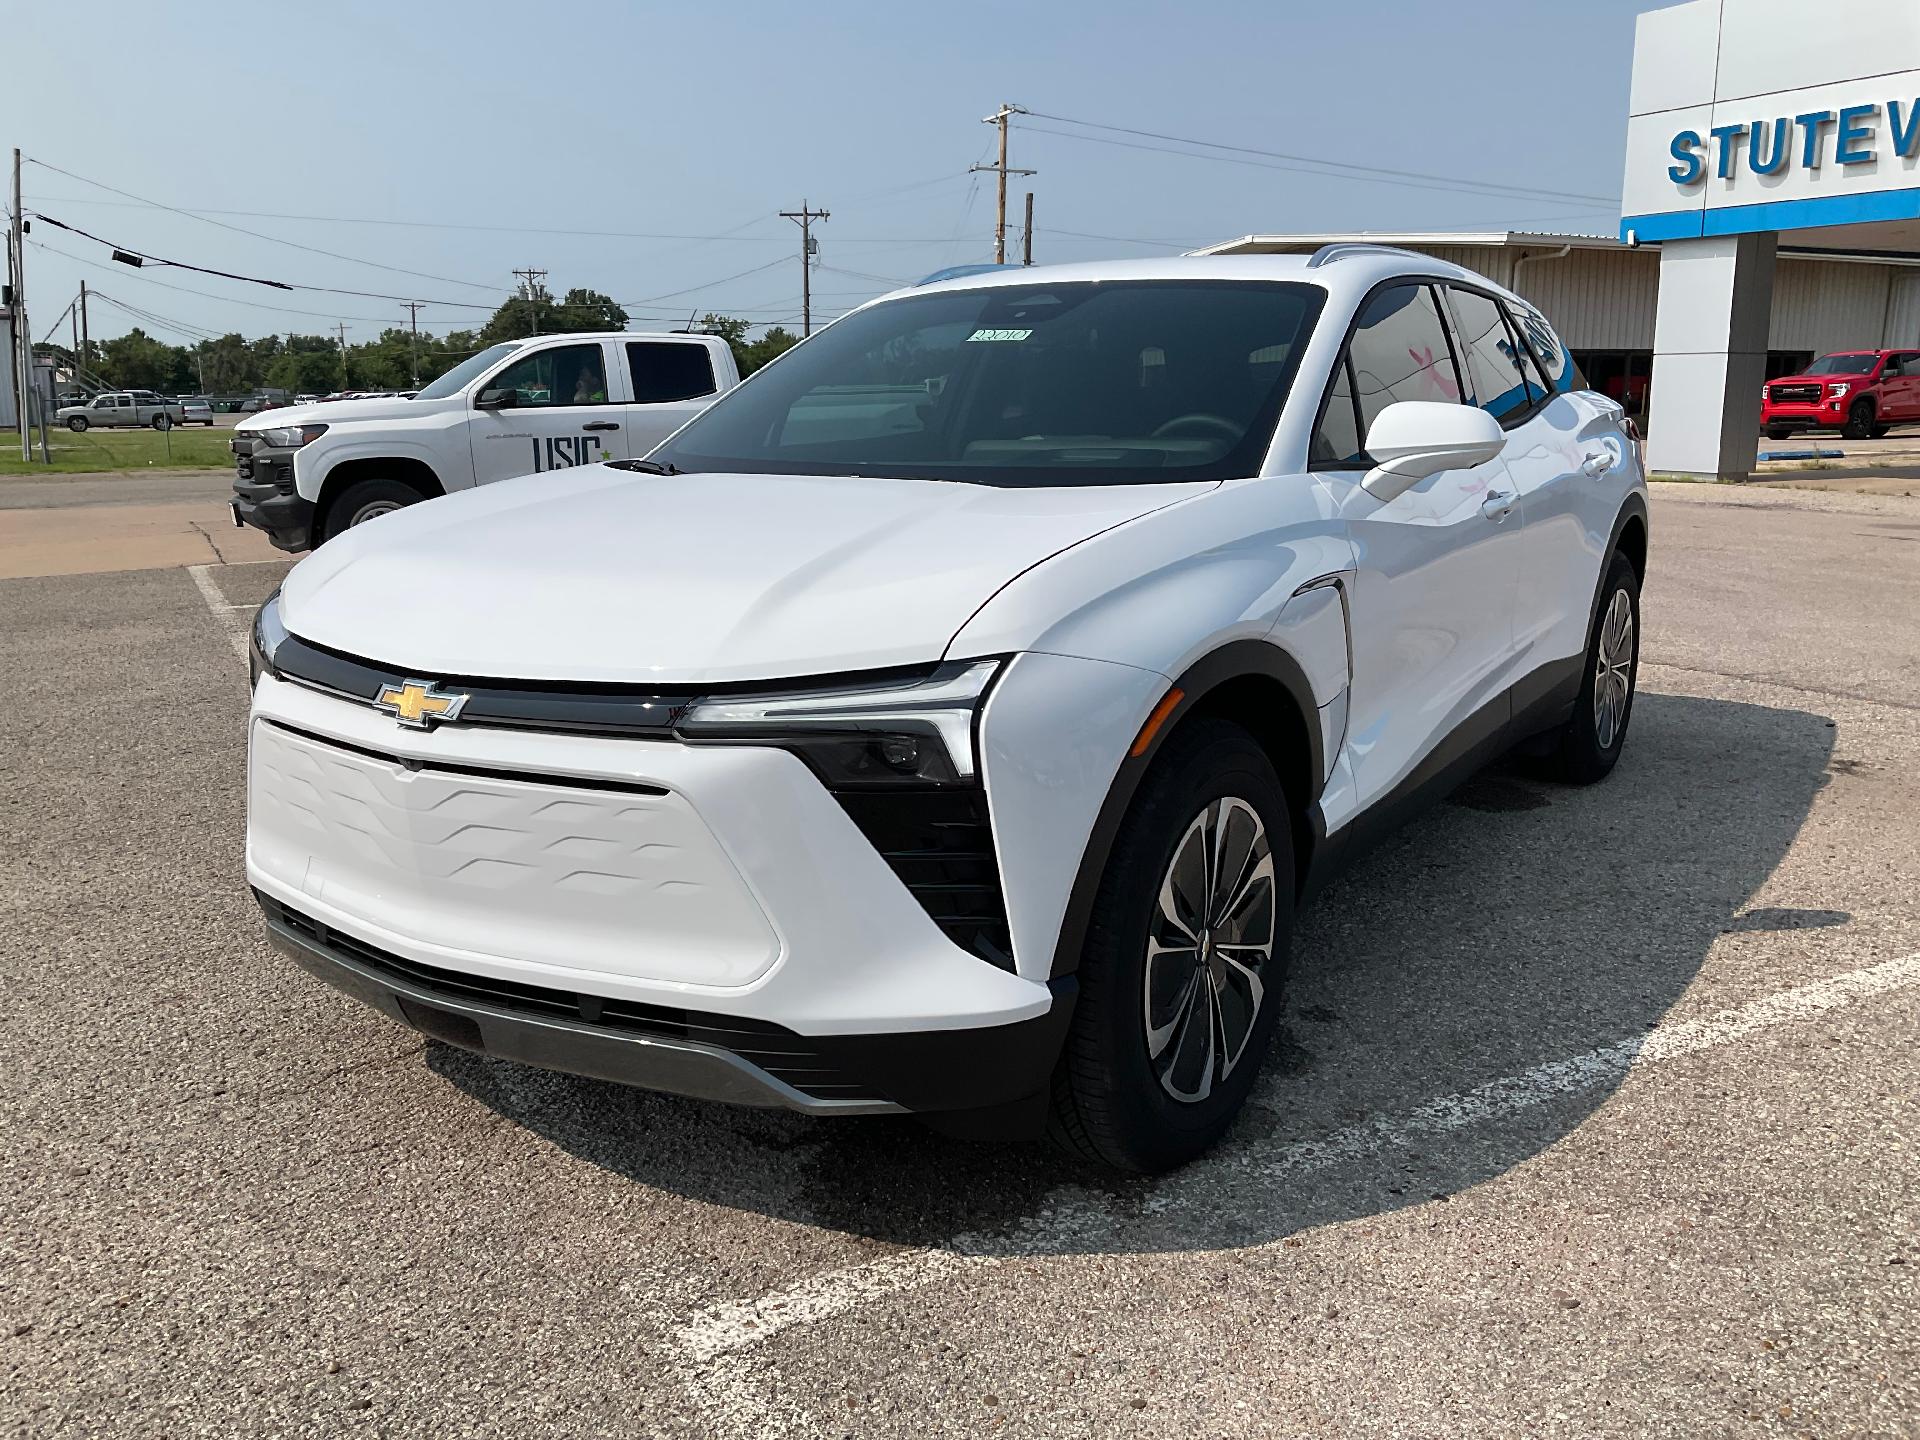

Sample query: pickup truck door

[1889,353,1920,418]
[466,339,632,486]
[111,395,136,427]
[621,339,723,455]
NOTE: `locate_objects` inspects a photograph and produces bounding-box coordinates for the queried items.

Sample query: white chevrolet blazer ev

[245,248,1648,1172]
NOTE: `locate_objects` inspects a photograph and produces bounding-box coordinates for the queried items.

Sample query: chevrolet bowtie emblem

[373,679,469,730]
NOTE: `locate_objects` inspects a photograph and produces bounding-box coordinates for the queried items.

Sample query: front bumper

[247,674,1073,1113]
[230,437,314,551]
[258,882,1074,1117]
[1760,396,1853,430]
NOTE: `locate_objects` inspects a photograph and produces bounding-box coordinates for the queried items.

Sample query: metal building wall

[1398,246,1663,351]
[1889,271,1920,347]
[1768,260,1896,353]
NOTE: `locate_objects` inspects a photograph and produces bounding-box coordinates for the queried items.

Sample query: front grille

[834,788,1014,970]
[258,892,878,1100]
[1770,383,1822,403]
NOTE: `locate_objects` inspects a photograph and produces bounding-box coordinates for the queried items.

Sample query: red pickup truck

[1761,350,1920,440]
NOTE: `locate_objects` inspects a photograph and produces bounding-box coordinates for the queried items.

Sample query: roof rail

[1303,242,1433,270]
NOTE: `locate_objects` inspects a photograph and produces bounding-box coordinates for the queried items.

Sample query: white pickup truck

[229,330,740,551]
[57,391,187,431]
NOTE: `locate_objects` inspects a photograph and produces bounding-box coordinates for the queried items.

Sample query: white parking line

[672,948,1920,1436]
[186,562,255,662]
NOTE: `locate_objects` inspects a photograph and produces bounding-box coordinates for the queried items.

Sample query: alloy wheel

[1143,796,1277,1103]
[1593,588,1635,750]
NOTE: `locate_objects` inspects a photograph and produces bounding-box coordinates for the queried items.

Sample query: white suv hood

[280,465,1209,684]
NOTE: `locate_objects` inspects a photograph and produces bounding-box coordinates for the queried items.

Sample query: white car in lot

[246,249,1648,1171]
[228,331,739,552]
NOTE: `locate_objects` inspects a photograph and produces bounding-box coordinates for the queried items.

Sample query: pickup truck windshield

[415,341,523,400]
[651,280,1324,487]
[1805,354,1879,376]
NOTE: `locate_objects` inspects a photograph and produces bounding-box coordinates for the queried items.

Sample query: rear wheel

[151,414,171,431]
[1048,719,1293,1173]
[67,416,88,432]
[319,478,421,543]
[1537,551,1641,785]
[1842,399,1876,440]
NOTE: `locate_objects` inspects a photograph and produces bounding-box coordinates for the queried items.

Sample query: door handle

[583,421,621,431]
[1480,488,1517,521]
[1582,450,1612,477]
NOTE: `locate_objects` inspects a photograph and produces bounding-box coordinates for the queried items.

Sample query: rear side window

[1450,288,1534,425]
[1509,301,1580,395]
[1311,282,1461,467]
[628,342,717,404]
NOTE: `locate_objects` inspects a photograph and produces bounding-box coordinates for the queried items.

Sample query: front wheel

[1764,426,1793,441]
[1537,552,1641,785]
[67,416,88,432]
[1048,718,1293,1173]
[318,477,421,543]
[1842,400,1876,440]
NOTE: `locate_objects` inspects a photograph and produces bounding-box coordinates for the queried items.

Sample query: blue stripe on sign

[1624,187,1920,242]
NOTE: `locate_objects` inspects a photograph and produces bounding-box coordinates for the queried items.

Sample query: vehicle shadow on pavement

[429,690,1837,1256]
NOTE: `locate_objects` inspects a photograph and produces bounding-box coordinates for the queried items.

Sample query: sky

[2,0,1663,350]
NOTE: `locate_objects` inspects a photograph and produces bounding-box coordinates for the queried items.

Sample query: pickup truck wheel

[320,478,421,543]
[1047,718,1293,1173]
[67,416,88,432]
[150,414,172,431]
[1537,551,1641,786]
[1764,426,1793,441]
[1842,399,1876,440]
[1871,424,1892,438]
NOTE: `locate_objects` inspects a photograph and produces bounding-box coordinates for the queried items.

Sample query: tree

[193,334,257,394]
[267,334,344,395]
[479,282,628,345]
[96,328,194,392]
[700,314,800,376]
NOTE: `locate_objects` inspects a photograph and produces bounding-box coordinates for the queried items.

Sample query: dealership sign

[1622,0,1920,242]
[1666,102,1920,185]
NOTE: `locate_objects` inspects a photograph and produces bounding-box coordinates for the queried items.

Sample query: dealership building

[1209,0,1920,480]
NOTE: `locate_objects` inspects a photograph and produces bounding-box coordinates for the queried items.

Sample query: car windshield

[651,280,1325,486]
[1805,354,1879,375]
[414,341,523,400]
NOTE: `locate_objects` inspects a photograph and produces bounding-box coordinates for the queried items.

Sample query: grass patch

[0,425,231,475]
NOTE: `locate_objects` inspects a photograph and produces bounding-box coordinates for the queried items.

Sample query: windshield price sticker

[967,328,1033,342]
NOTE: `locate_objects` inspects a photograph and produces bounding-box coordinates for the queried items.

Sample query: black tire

[1764,426,1793,441]
[1538,551,1641,785]
[1871,424,1892,439]
[319,478,422,543]
[1842,399,1875,440]
[151,414,171,431]
[67,416,88,432]
[1048,718,1294,1173]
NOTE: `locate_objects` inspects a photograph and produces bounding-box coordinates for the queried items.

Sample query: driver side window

[1311,283,1463,468]
[485,344,609,408]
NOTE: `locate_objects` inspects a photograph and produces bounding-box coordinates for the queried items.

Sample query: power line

[26,156,505,292]
[1021,110,1619,206]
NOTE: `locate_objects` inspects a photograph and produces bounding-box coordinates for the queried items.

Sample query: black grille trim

[832,788,1014,971]
[256,892,880,1100]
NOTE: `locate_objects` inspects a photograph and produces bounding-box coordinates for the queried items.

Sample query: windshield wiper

[607,458,683,475]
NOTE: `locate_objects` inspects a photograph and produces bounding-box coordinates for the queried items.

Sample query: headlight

[678,659,1000,787]
[250,589,289,688]
[1827,382,1853,398]
[255,423,329,448]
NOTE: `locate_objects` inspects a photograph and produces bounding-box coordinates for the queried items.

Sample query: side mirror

[1360,401,1505,502]
[475,387,516,411]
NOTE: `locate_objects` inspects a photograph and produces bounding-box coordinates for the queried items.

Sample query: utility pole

[78,280,88,389]
[971,104,1034,266]
[335,321,350,388]
[780,203,829,336]
[400,301,424,385]
[511,266,547,336]
[11,146,30,461]
[1022,191,1035,266]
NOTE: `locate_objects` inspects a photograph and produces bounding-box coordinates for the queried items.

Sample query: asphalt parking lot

[3,476,1916,1437]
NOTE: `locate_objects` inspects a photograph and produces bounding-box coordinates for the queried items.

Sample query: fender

[1047,638,1324,979]
[297,436,453,502]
